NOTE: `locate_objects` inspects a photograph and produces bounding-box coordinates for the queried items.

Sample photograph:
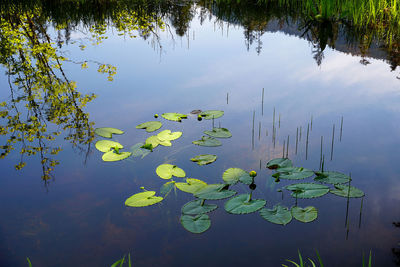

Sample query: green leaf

[330,185,365,198]
[194,184,236,200]
[111,255,125,267]
[156,164,186,179]
[26,257,32,267]
[160,181,175,196]
[94,127,124,138]
[136,121,162,132]
[157,130,182,141]
[192,136,222,147]
[314,171,351,184]
[272,167,314,180]
[285,183,330,198]
[125,191,163,207]
[266,158,293,169]
[180,214,211,234]
[204,127,232,138]
[102,151,132,162]
[222,168,253,185]
[161,112,187,122]
[175,178,207,194]
[145,135,171,148]
[190,154,217,166]
[130,143,151,158]
[199,110,224,120]
[181,199,218,215]
[259,204,292,225]
[224,194,266,214]
[291,206,318,223]
[95,140,123,152]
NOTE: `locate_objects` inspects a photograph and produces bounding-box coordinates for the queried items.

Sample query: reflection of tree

[393,222,400,265]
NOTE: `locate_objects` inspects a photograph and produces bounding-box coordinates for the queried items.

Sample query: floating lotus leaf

[94,127,124,138]
[160,181,175,196]
[266,158,293,169]
[259,204,292,225]
[180,214,211,234]
[192,136,222,147]
[314,171,351,184]
[194,184,236,200]
[204,128,232,138]
[190,154,217,166]
[224,194,266,214]
[95,140,123,152]
[330,184,365,198]
[199,110,224,120]
[222,168,253,185]
[145,136,171,149]
[181,200,218,215]
[291,206,318,223]
[272,167,314,180]
[161,113,187,122]
[125,191,163,207]
[157,130,182,141]
[156,164,186,179]
[102,151,132,162]
[285,183,330,198]
[175,178,207,194]
[130,143,151,159]
[136,121,162,132]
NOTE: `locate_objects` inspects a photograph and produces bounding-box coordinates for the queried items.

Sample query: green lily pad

[145,135,171,148]
[161,113,188,122]
[181,200,218,215]
[272,167,314,180]
[95,140,123,152]
[194,184,237,200]
[136,121,162,132]
[330,184,365,198]
[266,158,293,169]
[199,110,224,120]
[160,181,175,196]
[285,183,330,198]
[180,214,211,234]
[314,171,351,184]
[291,206,318,223]
[190,154,217,166]
[94,127,124,138]
[175,178,208,194]
[222,168,253,185]
[259,204,292,225]
[204,128,232,138]
[125,191,163,207]
[157,130,182,141]
[192,136,222,147]
[224,194,266,214]
[156,164,186,179]
[102,151,132,162]
[130,143,151,158]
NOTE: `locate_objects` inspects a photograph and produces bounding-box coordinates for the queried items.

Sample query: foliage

[190,154,217,165]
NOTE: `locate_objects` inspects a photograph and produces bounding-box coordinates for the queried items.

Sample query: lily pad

[156,164,186,179]
[199,110,224,120]
[314,171,351,184]
[102,151,132,162]
[285,183,330,198]
[222,168,253,185]
[161,113,187,122]
[272,167,314,180]
[136,121,162,132]
[194,184,237,200]
[95,140,123,153]
[175,178,207,194]
[160,181,175,196]
[266,158,293,169]
[157,130,182,141]
[130,143,151,159]
[224,194,266,214]
[125,191,163,207]
[180,214,211,234]
[190,154,217,166]
[291,206,318,223]
[204,128,232,138]
[145,135,171,148]
[330,184,365,198]
[259,204,292,225]
[181,200,218,215]
[192,136,222,147]
[94,127,124,138]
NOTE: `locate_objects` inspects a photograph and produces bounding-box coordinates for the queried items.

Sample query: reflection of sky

[1,12,400,267]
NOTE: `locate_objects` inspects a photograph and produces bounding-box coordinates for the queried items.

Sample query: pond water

[1,1,400,266]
